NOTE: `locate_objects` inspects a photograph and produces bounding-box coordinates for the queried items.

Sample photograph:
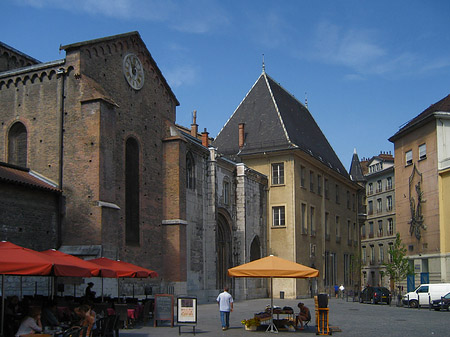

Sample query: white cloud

[17,0,229,34]
[165,65,197,88]
[306,20,450,79]
[311,21,386,72]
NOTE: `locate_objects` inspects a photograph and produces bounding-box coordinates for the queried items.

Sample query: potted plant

[241,317,260,331]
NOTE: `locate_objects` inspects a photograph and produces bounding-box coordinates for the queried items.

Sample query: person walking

[217,286,233,331]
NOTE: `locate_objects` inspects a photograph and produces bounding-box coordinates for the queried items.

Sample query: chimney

[201,128,209,147]
[239,123,245,149]
[191,110,198,137]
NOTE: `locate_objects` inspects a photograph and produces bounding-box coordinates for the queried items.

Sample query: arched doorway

[250,236,261,261]
[217,212,232,290]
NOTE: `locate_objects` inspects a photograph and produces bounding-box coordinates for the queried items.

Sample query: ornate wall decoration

[408,164,426,240]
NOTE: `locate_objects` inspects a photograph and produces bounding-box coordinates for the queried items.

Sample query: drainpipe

[57,67,66,247]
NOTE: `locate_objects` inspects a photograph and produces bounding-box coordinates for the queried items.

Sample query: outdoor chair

[62,326,82,337]
[114,303,130,329]
[142,300,153,321]
[79,325,88,337]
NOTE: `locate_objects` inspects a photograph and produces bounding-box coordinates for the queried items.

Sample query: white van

[403,283,450,308]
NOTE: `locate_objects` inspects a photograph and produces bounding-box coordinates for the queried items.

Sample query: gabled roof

[60,31,179,106]
[349,150,366,183]
[389,94,450,142]
[0,162,61,193]
[213,72,348,177]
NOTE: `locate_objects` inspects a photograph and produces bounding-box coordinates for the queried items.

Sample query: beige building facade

[213,71,361,298]
[389,94,450,290]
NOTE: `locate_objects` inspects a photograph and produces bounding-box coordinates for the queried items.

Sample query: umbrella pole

[1,274,4,337]
[101,277,104,302]
[266,277,278,333]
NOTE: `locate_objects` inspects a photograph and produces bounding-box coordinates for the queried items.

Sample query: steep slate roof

[213,72,349,178]
[349,150,366,183]
[0,162,61,193]
[389,94,450,142]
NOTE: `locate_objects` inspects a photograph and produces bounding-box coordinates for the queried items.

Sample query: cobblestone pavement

[120,297,449,337]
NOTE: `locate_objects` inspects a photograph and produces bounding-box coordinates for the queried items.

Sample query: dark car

[431,292,450,311]
[360,286,391,304]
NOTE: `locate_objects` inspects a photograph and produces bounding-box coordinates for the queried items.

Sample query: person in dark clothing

[85,282,96,301]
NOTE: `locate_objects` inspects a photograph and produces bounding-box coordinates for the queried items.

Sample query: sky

[3,0,450,169]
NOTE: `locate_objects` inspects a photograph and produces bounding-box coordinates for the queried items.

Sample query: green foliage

[383,233,414,287]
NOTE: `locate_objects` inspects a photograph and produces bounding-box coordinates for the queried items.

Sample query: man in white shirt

[217,286,234,330]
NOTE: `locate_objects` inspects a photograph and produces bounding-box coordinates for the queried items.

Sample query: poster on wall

[177,296,197,324]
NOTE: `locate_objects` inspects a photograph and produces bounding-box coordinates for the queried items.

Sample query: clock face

[123,53,144,90]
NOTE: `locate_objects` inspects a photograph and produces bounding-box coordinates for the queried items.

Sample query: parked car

[360,286,391,304]
[431,292,450,311]
[403,283,450,308]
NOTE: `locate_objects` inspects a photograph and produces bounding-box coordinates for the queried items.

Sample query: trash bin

[280,291,285,299]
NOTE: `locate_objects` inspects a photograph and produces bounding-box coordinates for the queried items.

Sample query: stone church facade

[0,32,267,301]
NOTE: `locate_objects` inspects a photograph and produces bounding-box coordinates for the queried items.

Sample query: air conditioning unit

[310,243,316,258]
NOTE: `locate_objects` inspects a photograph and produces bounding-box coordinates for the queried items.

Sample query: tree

[383,233,414,292]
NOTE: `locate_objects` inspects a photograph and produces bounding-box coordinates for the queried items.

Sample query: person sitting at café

[74,304,95,336]
[42,300,59,327]
[85,282,96,302]
[15,307,43,337]
[295,302,310,330]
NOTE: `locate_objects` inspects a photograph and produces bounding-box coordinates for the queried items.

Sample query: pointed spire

[262,53,265,74]
[305,92,308,108]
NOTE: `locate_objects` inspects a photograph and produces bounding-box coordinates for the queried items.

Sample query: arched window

[8,122,27,167]
[186,152,195,189]
[250,236,261,261]
[125,137,140,245]
[222,177,230,205]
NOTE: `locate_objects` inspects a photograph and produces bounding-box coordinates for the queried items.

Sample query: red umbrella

[88,257,137,278]
[40,249,101,277]
[0,241,53,336]
[0,241,52,275]
[112,260,158,278]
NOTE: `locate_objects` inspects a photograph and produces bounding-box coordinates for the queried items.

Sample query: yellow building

[213,71,361,298]
[389,94,450,289]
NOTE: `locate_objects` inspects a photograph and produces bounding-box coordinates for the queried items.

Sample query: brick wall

[0,183,59,250]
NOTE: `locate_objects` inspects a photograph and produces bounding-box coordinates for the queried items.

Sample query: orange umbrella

[40,249,101,277]
[228,255,319,278]
[228,255,319,333]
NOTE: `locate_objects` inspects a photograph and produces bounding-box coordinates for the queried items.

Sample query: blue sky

[3,0,450,169]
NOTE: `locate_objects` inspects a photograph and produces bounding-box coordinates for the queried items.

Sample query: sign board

[154,294,174,327]
[177,296,197,324]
